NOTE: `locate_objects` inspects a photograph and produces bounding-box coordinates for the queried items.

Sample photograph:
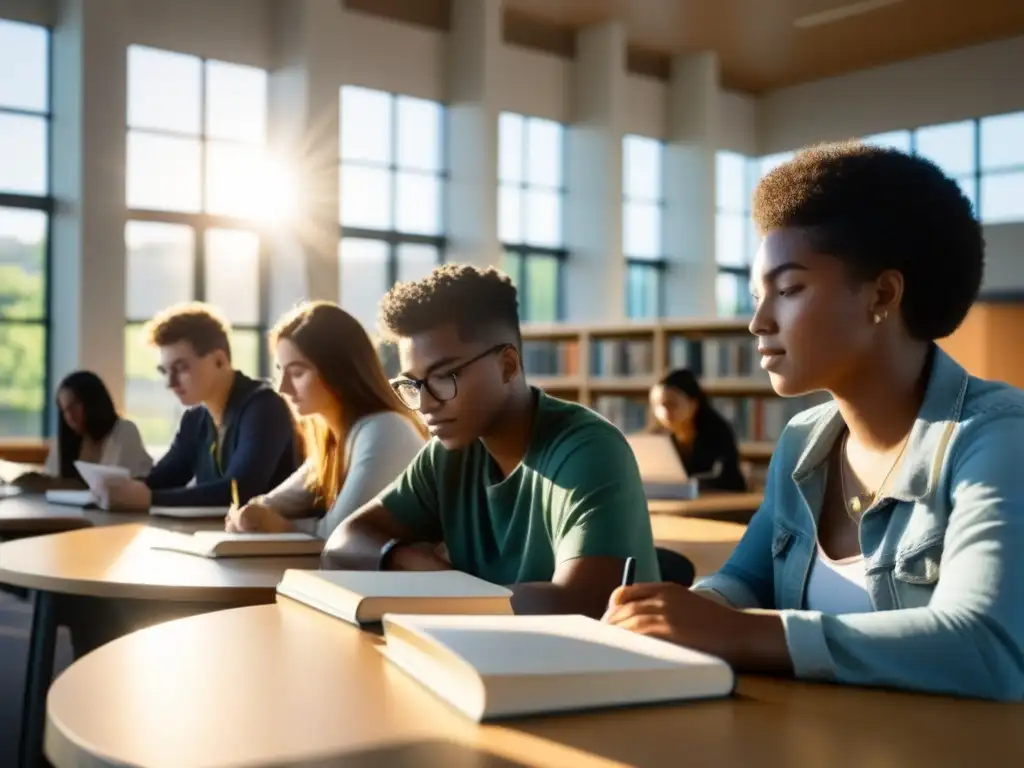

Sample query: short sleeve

[378,438,444,542]
[549,425,660,581]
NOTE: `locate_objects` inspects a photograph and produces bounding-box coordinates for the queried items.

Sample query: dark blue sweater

[145,372,299,507]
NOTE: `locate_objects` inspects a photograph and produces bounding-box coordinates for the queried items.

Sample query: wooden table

[649,516,746,578]
[648,491,763,522]
[45,600,1024,768]
[0,523,321,768]
[0,494,227,539]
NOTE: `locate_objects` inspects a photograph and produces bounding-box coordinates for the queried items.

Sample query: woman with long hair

[226,301,427,539]
[15,371,151,491]
[649,368,747,492]
[605,142,1024,700]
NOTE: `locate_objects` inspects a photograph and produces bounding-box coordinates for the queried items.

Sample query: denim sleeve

[691,451,783,609]
[782,410,1024,701]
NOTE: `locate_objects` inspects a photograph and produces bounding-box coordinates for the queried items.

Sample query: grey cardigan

[258,411,425,540]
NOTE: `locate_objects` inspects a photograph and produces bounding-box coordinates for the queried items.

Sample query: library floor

[0,590,73,767]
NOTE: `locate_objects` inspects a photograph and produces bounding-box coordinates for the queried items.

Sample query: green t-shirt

[380,389,660,585]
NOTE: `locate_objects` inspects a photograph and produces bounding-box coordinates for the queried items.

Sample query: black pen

[621,556,636,587]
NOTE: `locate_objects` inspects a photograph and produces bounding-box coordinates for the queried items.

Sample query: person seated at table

[95,302,299,510]
[225,302,427,538]
[648,369,747,492]
[604,142,1024,701]
[13,371,152,493]
[324,264,660,618]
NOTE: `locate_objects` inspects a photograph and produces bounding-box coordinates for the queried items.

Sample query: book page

[386,614,728,677]
[284,570,513,600]
[191,532,318,544]
[149,506,228,519]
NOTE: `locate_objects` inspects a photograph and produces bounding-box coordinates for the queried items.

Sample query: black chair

[656,547,696,587]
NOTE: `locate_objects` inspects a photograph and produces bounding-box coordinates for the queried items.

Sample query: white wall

[756,35,1024,292]
[495,46,572,121]
[718,90,757,154]
[0,0,52,25]
[759,35,1024,152]
[340,11,446,101]
[623,74,667,138]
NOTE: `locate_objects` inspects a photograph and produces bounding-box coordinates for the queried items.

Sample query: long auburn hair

[56,371,120,480]
[270,301,427,509]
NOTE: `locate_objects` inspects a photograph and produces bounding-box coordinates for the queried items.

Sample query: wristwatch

[377,537,403,571]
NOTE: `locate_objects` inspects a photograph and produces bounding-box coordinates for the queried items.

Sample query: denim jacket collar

[790,345,969,503]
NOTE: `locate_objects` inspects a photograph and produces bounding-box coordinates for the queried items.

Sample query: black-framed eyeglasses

[390,344,511,411]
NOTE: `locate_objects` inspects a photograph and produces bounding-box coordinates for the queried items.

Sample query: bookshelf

[521,318,828,480]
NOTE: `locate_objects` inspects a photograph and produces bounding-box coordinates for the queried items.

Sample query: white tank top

[804,545,873,614]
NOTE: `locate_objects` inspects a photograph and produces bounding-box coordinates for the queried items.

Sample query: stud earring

[873,312,887,324]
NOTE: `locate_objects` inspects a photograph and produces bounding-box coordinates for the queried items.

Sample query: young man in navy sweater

[98,303,298,510]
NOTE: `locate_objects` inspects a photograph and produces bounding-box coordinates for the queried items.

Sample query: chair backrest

[656,547,696,587]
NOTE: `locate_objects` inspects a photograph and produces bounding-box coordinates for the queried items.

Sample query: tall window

[0,20,50,437]
[125,46,269,447]
[499,112,565,323]
[715,151,757,317]
[980,112,1024,224]
[623,135,665,319]
[339,86,445,331]
[864,116,1024,223]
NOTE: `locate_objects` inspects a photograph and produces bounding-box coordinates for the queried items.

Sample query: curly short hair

[378,264,521,344]
[753,141,984,341]
[144,302,232,359]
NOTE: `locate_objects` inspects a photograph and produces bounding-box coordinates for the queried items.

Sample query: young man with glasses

[95,302,298,510]
[324,264,660,618]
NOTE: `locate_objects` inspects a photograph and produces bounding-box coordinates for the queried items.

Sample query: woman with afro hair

[605,141,1024,701]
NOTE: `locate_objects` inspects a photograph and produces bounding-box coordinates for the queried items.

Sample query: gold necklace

[839,430,909,521]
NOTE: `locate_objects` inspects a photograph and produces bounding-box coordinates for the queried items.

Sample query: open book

[150,531,325,559]
[45,461,131,509]
[276,570,514,626]
[380,614,735,722]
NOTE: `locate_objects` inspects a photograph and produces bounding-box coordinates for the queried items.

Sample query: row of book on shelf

[522,335,767,380]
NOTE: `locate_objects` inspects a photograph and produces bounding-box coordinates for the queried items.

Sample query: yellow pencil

[231,478,239,508]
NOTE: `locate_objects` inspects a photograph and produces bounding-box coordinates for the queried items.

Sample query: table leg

[18,590,57,768]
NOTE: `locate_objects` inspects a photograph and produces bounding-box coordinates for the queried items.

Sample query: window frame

[499,112,568,323]
[714,150,757,317]
[339,87,448,307]
[622,134,667,319]
[125,47,270,378]
[0,19,54,437]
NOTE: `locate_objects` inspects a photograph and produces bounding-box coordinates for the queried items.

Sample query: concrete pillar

[266,0,342,316]
[445,0,502,270]
[49,0,129,412]
[663,51,719,318]
[565,21,627,323]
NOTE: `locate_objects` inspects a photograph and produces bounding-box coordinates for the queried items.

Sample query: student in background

[324,264,660,619]
[648,369,747,492]
[14,371,152,492]
[95,302,298,510]
[226,302,427,538]
[605,143,1024,701]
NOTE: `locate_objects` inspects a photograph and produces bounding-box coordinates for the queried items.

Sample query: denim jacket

[694,347,1024,701]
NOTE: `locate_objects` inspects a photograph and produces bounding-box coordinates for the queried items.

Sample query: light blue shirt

[694,346,1024,701]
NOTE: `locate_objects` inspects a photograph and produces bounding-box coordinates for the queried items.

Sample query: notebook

[44,489,97,507]
[276,570,514,626]
[149,506,228,519]
[380,614,735,722]
[44,461,132,509]
[626,433,699,500]
[150,531,325,559]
